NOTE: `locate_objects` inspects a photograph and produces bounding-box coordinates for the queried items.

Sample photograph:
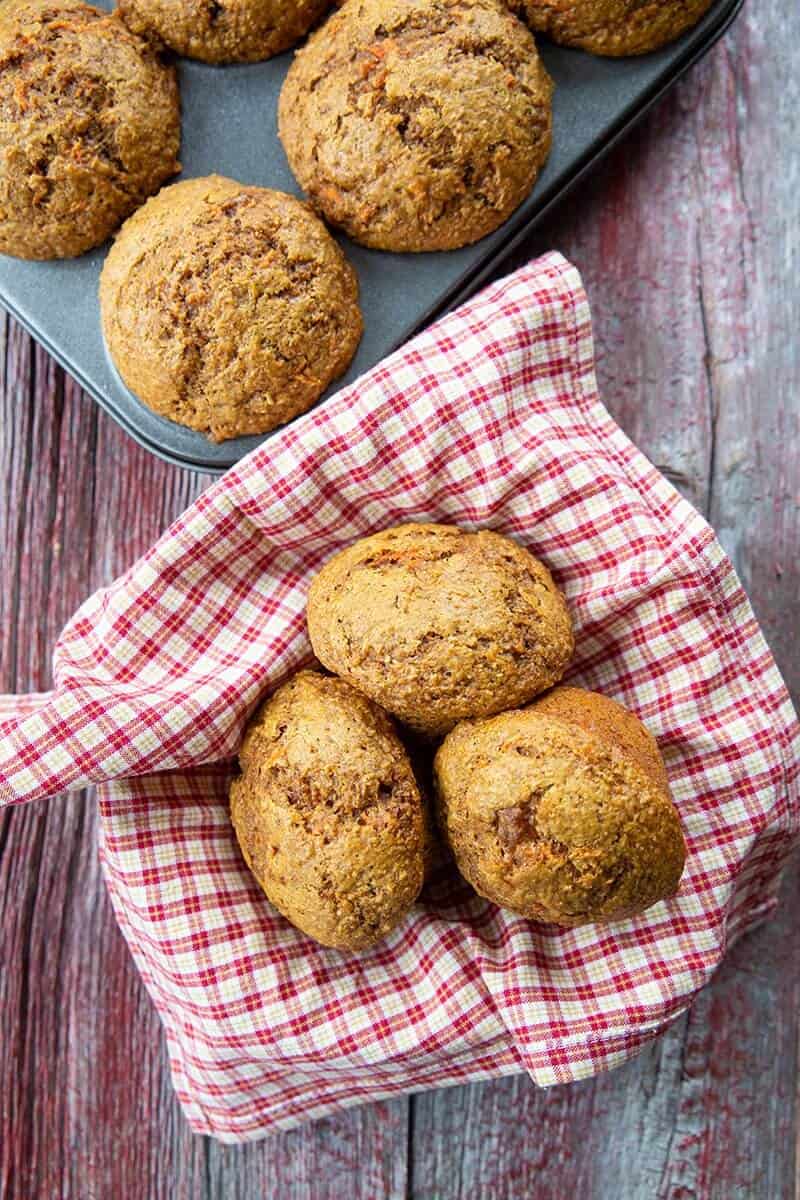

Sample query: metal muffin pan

[0,0,744,473]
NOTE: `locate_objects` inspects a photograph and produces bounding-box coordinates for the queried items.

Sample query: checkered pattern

[1,253,798,1142]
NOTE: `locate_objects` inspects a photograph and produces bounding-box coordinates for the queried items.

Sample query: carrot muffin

[510,0,714,56]
[434,686,686,926]
[307,523,574,736]
[230,670,427,950]
[0,0,180,260]
[278,0,553,252]
[99,175,362,442]
[118,0,331,64]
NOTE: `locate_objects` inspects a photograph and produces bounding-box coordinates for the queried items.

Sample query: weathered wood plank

[411,862,800,1200]
[0,337,410,1199]
[413,3,800,1197]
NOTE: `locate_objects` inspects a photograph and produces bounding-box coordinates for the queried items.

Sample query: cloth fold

[1,252,798,1141]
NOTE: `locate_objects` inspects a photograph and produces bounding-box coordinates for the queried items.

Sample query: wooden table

[1,2,798,1195]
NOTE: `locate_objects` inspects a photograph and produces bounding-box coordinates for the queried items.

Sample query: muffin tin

[0,0,744,473]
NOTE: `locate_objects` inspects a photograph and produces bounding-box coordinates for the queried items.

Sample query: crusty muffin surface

[278,0,553,251]
[509,0,714,56]
[0,0,180,260]
[229,670,426,951]
[118,0,331,64]
[99,175,362,441]
[434,686,686,925]
[307,523,574,736]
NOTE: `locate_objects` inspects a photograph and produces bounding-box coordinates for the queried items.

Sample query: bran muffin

[0,0,180,260]
[278,0,553,252]
[229,670,426,951]
[509,0,715,56]
[306,523,574,737]
[99,175,362,442]
[118,0,331,64]
[434,686,686,926]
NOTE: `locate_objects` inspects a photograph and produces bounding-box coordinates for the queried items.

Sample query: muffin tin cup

[0,0,744,474]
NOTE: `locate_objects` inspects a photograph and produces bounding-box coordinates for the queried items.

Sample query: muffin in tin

[99,175,362,442]
[279,0,553,252]
[230,670,427,950]
[118,0,332,64]
[307,523,574,736]
[434,686,686,926]
[510,0,715,56]
[0,0,180,260]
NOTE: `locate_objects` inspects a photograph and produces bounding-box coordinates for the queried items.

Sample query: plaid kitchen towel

[0,252,798,1142]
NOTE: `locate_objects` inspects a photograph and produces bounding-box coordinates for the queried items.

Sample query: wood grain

[0,342,410,1200]
[413,5,800,1197]
[1,0,798,1195]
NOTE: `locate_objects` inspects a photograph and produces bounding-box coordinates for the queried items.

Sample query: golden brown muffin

[278,0,553,252]
[99,175,362,442]
[434,686,686,926]
[118,0,331,64]
[229,670,426,950]
[509,0,714,56]
[0,0,180,260]
[307,523,574,736]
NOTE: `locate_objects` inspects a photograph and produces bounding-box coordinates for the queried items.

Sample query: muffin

[307,523,574,736]
[99,175,362,441]
[278,0,553,252]
[229,670,426,950]
[0,0,180,260]
[510,0,715,56]
[434,686,686,926]
[118,0,331,64]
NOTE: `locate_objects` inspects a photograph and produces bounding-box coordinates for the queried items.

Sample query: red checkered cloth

[0,252,798,1142]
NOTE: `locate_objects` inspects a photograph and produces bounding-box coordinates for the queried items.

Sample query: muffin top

[307,523,574,736]
[230,669,426,950]
[278,0,553,251]
[99,175,362,442]
[0,0,180,260]
[118,0,331,64]
[510,0,714,56]
[434,686,686,926]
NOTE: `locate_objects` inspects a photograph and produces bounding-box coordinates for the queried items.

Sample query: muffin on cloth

[307,523,574,735]
[230,670,426,950]
[0,0,180,260]
[510,0,715,56]
[118,0,331,64]
[278,0,553,251]
[0,254,797,1142]
[435,687,686,925]
[99,175,362,441]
